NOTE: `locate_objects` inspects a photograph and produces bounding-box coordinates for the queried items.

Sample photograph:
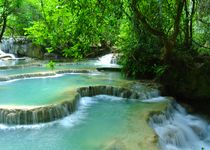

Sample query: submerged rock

[102,139,126,150]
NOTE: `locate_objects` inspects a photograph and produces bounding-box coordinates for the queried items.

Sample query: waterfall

[149,101,210,150]
[1,38,14,53]
[1,37,28,54]
[96,53,119,66]
[0,49,16,60]
[0,37,43,58]
[0,38,16,65]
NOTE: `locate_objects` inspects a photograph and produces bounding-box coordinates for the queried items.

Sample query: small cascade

[149,101,210,150]
[0,37,43,58]
[96,53,119,66]
[78,86,161,100]
[1,38,14,54]
[0,96,79,125]
[1,37,27,54]
[0,49,16,60]
[77,86,152,99]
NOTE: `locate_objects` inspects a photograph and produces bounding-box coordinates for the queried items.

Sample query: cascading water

[0,51,209,150]
[0,38,17,66]
[1,38,14,54]
[95,53,119,67]
[0,37,43,59]
[0,49,15,59]
[149,100,210,150]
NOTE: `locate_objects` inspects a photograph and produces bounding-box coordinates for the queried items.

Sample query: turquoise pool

[0,95,163,150]
[0,73,124,106]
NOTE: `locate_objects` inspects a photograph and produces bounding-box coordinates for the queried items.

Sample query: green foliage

[152,64,168,78]
[197,47,210,56]
[25,0,123,59]
[0,0,209,80]
[46,60,55,70]
[117,5,162,78]
[46,47,53,53]
[6,0,41,36]
[0,0,23,39]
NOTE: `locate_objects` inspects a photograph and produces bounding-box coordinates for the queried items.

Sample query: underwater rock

[102,140,126,150]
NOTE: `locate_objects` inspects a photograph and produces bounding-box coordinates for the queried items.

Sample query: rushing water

[95,53,119,67]
[150,101,210,150]
[0,95,163,150]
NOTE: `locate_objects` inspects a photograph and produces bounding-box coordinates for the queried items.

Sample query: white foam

[0,74,62,84]
[59,97,98,128]
[94,95,124,101]
[0,97,98,130]
[150,102,210,150]
[0,122,55,130]
[142,96,167,103]
[59,95,128,128]
[95,53,120,67]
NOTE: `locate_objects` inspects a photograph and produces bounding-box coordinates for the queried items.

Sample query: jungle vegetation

[0,0,209,79]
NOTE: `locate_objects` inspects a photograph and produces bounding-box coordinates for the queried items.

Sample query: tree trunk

[130,0,184,63]
[162,39,175,63]
[184,1,190,49]
[0,16,7,42]
[189,0,195,46]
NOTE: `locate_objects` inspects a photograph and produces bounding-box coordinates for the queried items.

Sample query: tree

[25,0,123,59]
[130,0,184,62]
[6,0,41,36]
[183,0,195,49]
[0,0,22,41]
[194,0,210,55]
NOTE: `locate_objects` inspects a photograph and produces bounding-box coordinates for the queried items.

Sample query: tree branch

[131,0,167,39]
[171,0,185,41]
[198,18,210,26]
[193,40,210,49]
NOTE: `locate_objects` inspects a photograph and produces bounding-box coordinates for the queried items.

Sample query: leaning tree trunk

[0,16,7,42]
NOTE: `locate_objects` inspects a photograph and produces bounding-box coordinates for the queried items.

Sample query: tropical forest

[0,0,209,150]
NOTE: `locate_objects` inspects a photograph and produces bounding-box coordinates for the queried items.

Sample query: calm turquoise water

[0,62,95,76]
[0,73,123,105]
[0,66,52,76]
[0,95,152,150]
[0,59,119,76]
